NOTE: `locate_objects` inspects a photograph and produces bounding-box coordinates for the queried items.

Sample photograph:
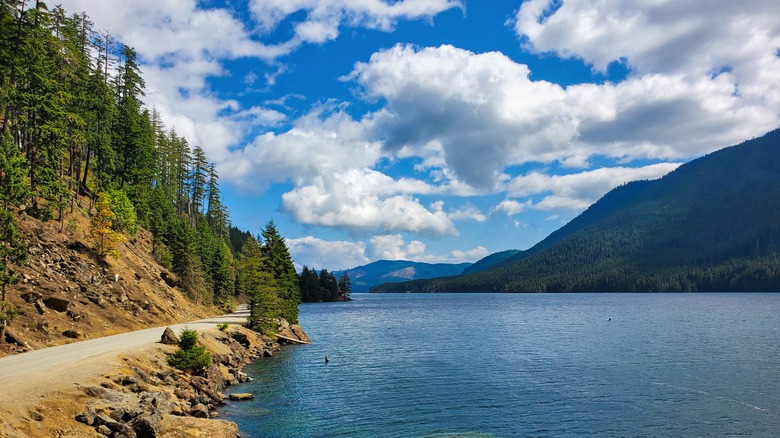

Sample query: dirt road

[0,306,249,412]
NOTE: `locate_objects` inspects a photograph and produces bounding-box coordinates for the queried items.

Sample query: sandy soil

[0,307,249,437]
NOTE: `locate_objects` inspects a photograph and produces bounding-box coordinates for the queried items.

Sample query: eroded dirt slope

[2,203,219,357]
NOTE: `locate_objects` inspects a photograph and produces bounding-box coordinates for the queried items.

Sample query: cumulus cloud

[491,199,531,216]
[515,0,780,132]
[250,0,463,42]
[346,41,778,189]
[221,106,382,187]
[505,163,682,210]
[369,234,487,263]
[281,169,457,237]
[448,205,487,222]
[286,236,369,270]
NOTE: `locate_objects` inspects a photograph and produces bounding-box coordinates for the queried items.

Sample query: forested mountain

[0,1,298,337]
[335,260,472,292]
[372,128,780,293]
[462,250,522,275]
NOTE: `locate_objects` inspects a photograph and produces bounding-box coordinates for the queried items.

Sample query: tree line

[0,1,299,336]
[298,266,352,302]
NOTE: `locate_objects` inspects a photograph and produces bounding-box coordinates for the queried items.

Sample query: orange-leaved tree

[90,192,126,259]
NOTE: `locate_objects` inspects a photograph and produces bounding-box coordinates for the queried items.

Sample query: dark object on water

[325,355,329,363]
[608,317,612,322]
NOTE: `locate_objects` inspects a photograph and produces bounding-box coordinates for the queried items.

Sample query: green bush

[167,328,211,373]
[217,323,229,332]
[107,189,138,236]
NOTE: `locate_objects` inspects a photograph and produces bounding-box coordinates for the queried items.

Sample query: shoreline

[0,319,308,438]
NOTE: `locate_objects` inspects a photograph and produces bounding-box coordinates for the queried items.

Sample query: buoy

[325,355,330,363]
[608,317,612,322]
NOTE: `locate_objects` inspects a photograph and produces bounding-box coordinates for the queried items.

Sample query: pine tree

[0,207,27,342]
[338,272,352,300]
[261,220,300,323]
[238,236,279,333]
[0,130,29,209]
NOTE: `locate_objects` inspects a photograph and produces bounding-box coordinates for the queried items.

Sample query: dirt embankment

[2,207,219,357]
[1,322,309,438]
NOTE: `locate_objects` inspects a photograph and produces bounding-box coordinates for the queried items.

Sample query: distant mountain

[462,250,523,275]
[336,260,471,292]
[372,128,780,293]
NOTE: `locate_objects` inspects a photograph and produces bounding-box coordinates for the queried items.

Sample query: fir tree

[261,220,300,323]
[0,208,27,342]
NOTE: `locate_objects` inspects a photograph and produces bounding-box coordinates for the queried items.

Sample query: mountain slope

[337,260,471,292]
[462,250,523,274]
[372,128,780,292]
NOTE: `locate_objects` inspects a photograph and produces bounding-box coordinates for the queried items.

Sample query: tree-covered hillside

[0,1,299,334]
[372,128,780,292]
[462,250,522,275]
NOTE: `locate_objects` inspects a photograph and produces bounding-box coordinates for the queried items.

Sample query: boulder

[160,271,180,288]
[36,319,49,334]
[34,299,46,315]
[160,327,179,345]
[189,403,209,419]
[291,324,310,343]
[75,407,97,426]
[228,393,254,401]
[43,295,70,312]
[159,416,239,438]
[21,291,42,303]
[62,330,81,339]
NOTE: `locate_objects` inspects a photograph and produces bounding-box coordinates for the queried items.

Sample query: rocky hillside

[1,204,219,357]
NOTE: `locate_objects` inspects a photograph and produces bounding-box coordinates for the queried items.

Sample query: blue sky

[59,0,780,270]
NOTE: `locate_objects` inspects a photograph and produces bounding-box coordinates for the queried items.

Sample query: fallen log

[178,375,225,406]
[275,333,309,345]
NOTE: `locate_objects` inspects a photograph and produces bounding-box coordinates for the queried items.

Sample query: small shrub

[167,327,211,374]
[65,219,77,235]
[217,323,229,332]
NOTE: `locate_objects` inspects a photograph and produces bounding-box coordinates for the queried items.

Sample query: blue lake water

[222,293,780,437]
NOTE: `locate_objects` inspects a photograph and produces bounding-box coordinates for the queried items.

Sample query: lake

[222,293,780,437]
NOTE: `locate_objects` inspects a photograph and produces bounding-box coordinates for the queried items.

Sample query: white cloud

[491,199,530,216]
[448,205,487,222]
[250,0,463,42]
[281,169,457,237]
[370,234,425,260]
[346,15,779,187]
[221,106,382,187]
[369,234,486,263]
[505,163,681,210]
[515,0,780,127]
[287,236,369,270]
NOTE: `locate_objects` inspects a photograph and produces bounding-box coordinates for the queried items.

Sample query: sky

[57,0,780,270]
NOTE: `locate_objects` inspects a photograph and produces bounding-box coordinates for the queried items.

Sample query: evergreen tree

[261,220,300,323]
[238,236,279,333]
[338,272,352,300]
[0,130,29,209]
[0,208,27,342]
[318,269,339,302]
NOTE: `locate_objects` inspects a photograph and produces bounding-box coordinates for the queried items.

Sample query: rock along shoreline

[71,320,309,438]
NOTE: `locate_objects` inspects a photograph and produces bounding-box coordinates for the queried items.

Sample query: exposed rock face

[160,327,179,345]
[290,325,310,344]
[227,393,254,401]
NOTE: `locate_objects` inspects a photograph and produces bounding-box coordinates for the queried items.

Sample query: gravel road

[0,306,249,411]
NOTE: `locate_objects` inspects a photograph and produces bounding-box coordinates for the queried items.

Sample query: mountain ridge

[336,260,471,292]
[371,128,780,292]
